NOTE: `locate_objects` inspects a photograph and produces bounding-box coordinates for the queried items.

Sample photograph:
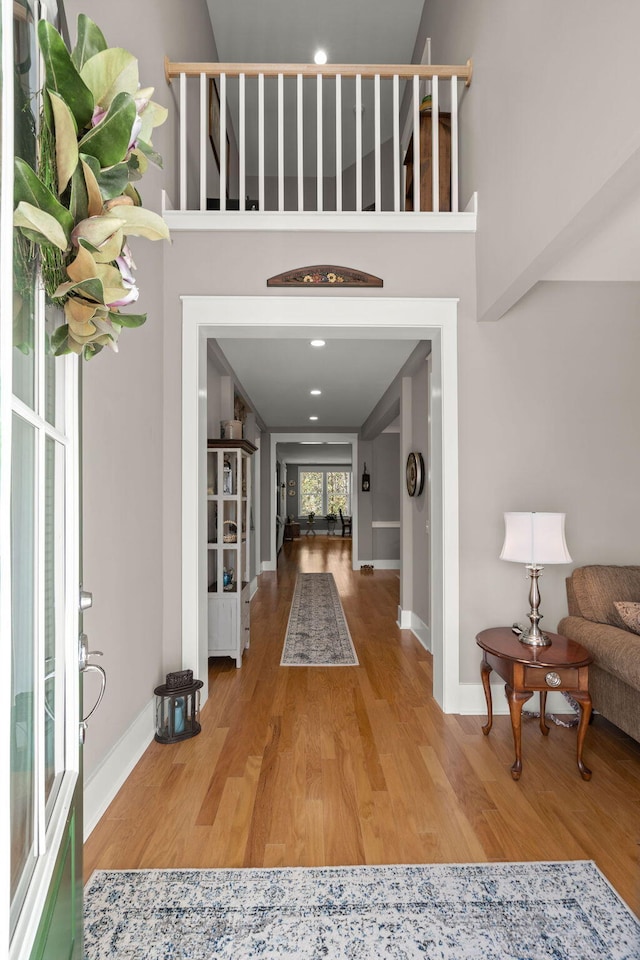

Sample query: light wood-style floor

[84,537,640,914]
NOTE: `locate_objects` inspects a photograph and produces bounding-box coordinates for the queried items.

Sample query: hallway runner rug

[83,861,639,959]
[280,572,358,666]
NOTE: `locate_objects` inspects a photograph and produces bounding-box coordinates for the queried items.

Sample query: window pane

[44,437,66,809]
[12,0,38,408]
[327,471,351,514]
[45,303,66,430]
[11,415,36,918]
[300,472,323,516]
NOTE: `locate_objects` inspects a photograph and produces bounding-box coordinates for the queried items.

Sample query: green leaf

[14,200,69,250]
[109,310,146,328]
[84,342,104,359]
[71,14,107,71]
[80,47,139,108]
[78,91,136,168]
[14,157,74,240]
[53,276,105,304]
[69,164,89,223]
[106,203,169,241]
[51,323,71,352]
[136,139,163,169]
[48,91,79,194]
[37,20,94,130]
[95,162,130,199]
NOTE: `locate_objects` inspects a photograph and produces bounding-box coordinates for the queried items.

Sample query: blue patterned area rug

[83,861,640,959]
[280,572,358,666]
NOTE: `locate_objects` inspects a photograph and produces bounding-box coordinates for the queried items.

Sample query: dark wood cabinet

[404,108,452,212]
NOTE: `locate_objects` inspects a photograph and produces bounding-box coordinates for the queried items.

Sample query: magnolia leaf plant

[13,14,169,358]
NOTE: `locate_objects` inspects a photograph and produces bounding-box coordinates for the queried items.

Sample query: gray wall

[457,280,640,678]
[64,0,218,780]
[72,0,640,788]
[422,0,640,320]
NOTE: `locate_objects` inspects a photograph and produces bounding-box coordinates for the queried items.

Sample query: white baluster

[374,73,381,212]
[220,72,227,211]
[431,74,439,213]
[278,73,284,212]
[393,74,400,212]
[412,74,420,212]
[335,74,342,213]
[356,74,362,212]
[317,73,323,212]
[239,73,245,210]
[451,75,458,213]
[180,72,187,210]
[258,72,265,213]
[297,73,303,211]
[199,72,206,211]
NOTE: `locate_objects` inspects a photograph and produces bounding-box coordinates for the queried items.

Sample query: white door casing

[181,296,460,712]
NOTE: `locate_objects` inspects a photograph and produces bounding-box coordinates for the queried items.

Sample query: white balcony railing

[164,59,472,218]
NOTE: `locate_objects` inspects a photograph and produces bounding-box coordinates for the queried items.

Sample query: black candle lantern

[362,463,370,492]
[154,670,203,744]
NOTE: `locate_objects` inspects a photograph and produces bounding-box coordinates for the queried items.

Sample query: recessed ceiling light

[309,416,319,421]
[314,49,327,65]
[310,389,322,396]
[310,339,325,348]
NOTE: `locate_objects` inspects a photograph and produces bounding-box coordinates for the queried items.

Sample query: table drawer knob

[545,671,562,688]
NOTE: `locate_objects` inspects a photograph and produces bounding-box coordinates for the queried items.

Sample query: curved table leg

[539,690,550,736]
[481,659,493,735]
[572,690,593,780]
[506,684,533,780]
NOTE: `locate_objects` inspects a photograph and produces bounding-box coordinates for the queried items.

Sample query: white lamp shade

[500,512,572,565]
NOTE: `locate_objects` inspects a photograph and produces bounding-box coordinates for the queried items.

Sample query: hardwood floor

[84,537,640,914]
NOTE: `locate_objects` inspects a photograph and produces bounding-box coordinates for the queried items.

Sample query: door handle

[79,634,107,743]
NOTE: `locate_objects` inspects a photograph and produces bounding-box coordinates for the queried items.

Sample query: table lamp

[500,512,572,646]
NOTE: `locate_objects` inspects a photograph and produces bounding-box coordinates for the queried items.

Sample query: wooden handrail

[165,57,473,87]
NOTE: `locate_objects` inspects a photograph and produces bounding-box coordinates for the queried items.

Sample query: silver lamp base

[519,564,552,647]
[519,625,551,647]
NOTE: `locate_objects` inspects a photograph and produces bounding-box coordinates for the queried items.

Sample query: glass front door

[2,1,83,957]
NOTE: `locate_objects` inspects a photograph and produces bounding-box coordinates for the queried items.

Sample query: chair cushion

[571,565,640,628]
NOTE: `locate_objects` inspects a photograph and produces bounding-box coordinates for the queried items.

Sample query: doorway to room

[180,296,460,714]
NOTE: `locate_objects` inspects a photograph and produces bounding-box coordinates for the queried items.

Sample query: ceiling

[205,0,425,68]
[216,336,420,430]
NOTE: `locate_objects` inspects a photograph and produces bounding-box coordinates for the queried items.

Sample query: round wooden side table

[476,627,593,781]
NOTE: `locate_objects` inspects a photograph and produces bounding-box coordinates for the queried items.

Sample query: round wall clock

[406,451,425,497]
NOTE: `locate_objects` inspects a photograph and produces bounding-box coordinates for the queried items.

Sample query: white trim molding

[371,520,401,528]
[396,608,430,651]
[181,296,459,711]
[83,698,155,840]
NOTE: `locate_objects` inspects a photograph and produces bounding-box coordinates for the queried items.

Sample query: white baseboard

[396,607,430,650]
[410,613,430,652]
[83,697,155,840]
[456,683,576,717]
[372,559,401,570]
[397,606,412,629]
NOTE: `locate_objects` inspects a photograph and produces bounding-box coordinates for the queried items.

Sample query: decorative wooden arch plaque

[267,265,383,288]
